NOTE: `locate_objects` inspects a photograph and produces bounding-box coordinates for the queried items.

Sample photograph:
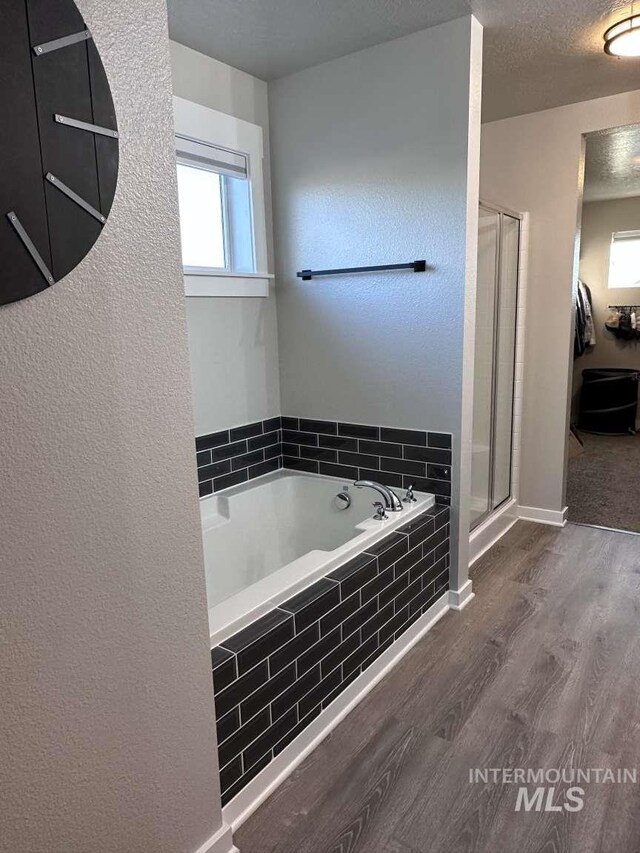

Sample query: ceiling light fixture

[604,11,640,56]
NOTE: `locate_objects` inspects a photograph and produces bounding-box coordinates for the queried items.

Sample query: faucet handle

[403,483,417,503]
[372,501,388,520]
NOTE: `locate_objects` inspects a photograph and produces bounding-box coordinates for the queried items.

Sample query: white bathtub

[201,470,435,645]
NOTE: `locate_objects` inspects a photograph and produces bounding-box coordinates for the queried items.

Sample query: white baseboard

[193,822,237,853]
[223,591,450,832]
[449,580,475,611]
[469,498,518,567]
[518,504,568,527]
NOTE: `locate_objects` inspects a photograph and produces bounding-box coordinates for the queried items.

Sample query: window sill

[184,272,273,298]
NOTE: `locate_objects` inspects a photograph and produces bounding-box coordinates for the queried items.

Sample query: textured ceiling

[167,0,640,121]
[479,0,640,121]
[584,125,640,201]
[168,0,470,81]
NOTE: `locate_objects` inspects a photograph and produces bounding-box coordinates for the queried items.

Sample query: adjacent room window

[608,230,640,289]
[173,96,271,297]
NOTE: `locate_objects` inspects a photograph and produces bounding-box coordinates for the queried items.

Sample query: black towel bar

[297,260,427,281]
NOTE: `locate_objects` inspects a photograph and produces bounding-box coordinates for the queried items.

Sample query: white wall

[269,17,483,587]
[170,41,281,435]
[1,7,225,853]
[481,89,640,514]
[572,196,640,417]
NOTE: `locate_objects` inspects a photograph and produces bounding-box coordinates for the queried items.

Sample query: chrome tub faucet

[354,480,404,516]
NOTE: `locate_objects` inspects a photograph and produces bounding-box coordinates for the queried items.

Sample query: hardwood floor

[236,522,640,853]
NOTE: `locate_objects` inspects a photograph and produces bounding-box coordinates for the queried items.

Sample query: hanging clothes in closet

[574,280,596,357]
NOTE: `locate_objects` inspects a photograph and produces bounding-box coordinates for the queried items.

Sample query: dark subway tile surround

[196,416,452,505]
[278,418,452,506]
[196,417,283,497]
[198,419,453,802]
[212,503,450,805]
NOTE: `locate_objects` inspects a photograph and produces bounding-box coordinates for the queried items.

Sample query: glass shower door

[470,204,520,530]
[470,208,500,527]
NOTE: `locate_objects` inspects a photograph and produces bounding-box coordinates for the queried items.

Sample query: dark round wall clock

[1,0,119,306]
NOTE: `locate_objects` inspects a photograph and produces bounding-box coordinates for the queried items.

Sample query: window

[608,230,640,289]
[176,137,254,274]
[176,162,225,271]
[173,97,271,297]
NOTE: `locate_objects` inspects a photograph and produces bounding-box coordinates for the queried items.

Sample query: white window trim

[173,96,272,297]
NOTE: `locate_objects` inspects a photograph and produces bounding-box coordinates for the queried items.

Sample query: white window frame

[173,96,272,297]
[608,230,640,290]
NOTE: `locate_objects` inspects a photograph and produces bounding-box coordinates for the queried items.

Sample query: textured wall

[0,4,223,852]
[572,197,640,418]
[481,89,640,513]
[170,41,281,436]
[269,17,482,584]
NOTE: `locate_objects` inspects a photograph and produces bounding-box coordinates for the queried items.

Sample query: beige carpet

[567,430,640,533]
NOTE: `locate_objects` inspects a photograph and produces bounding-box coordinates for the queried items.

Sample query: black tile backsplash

[381,456,426,478]
[196,416,452,504]
[359,439,403,458]
[196,417,283,496]
[300,446,338,462]
[212,503,450,805]
[283,456,319,474]
[212,440,249,462]
[282,429,318,446]
[404,446,452,464]
[232,450,265,471]
[428,432,452,448]
[263,416,282,433]
[339,450,379,469]
[196,429,229,452]
[338,422,379,439]
[230,422,264,442]
[248,459,281,480]
[319,434,358,451]
[199,481,213,498]
[300,418,337,434]
[318,462,359,480]
[198,461,231,483]
[381,427,426,446]
[248,430,280,451]
[213,470,248,493]
[279,418,452,505]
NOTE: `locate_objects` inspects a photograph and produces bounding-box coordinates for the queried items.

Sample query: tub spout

[353,480,403,512]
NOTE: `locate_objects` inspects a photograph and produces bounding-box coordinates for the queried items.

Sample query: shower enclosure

[470,202,521,530]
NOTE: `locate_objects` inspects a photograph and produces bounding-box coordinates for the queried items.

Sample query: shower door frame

[471,200,523,532]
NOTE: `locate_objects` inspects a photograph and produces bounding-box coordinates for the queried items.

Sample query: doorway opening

[567,124,640,534]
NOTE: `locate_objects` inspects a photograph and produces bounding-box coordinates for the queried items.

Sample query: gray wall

[481,89,640,514]
[1,7,223,853]
[572,196,640,419]
[170,41,281,435]
[269,17,482,581]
